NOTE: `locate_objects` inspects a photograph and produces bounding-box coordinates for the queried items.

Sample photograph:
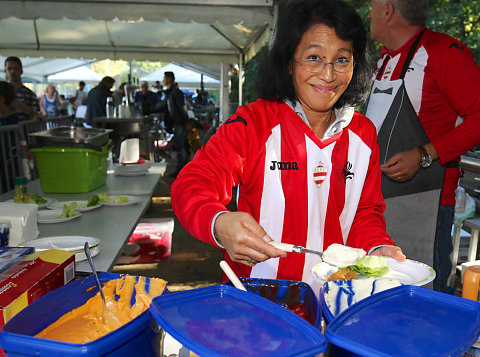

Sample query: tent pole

[219,62,230,126]
[238,52,243,106]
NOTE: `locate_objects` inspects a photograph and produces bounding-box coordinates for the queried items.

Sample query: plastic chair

[0,125,26,194]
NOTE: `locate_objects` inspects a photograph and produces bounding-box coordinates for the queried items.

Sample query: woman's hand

[214,212,287,267]
[370,245,406,262]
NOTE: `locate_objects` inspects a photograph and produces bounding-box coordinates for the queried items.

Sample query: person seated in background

[67,97,76,117]
[4,56,44,122]
[186,118,201,157]
[59,94,69,116]
[40,84,61,118]
[134,81,159,115]
[171,0,405,287]
[0,81,20,126]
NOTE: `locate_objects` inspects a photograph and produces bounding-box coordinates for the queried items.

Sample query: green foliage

[237,0,480,102]
[230,46,267,105]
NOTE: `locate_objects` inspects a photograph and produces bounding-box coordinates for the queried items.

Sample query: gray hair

[385,0,429,26]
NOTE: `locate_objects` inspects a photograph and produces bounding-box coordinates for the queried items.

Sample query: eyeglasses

[294,57,355,73]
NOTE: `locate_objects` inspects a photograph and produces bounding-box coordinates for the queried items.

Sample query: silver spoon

[84,242,122,328]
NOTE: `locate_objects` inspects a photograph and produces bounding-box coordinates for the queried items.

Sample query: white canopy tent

[0,56,97,83]
[0,0,276,120]
[47,66,102,83]
[140,63,219,90]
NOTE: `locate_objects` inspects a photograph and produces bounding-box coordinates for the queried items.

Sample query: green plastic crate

[30,142,110,193]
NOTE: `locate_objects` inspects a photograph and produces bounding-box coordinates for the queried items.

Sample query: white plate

[6,197,57,209]
[380,257,436,286]
[47,200,102,212]
[115,161,152,174]
[312,257,435,286]
[101,195,141,207]
[22,236,100,262]
[114,170,148,177]
[38,209,81,224]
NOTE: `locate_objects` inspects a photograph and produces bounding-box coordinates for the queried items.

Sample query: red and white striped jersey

[373,27,480,205]
[171,99,394,287]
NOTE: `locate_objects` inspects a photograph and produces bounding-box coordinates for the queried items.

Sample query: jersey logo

[313,162,328,188]
[225,116,247,126]
[449,43,464,51]
[343,161,354,181]
[270,161,299,170]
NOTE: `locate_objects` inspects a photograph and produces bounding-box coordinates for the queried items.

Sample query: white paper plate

[312,257,435,286]
[38,209,81,224]
[114,170,149,177]
[47,200,102,212]
[380,257,435,286]
[22,236,100,262]
[115,161,152,174]
[6,197,57,209]
[101,195,141,207]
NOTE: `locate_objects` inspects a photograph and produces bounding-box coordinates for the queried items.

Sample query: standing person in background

[365,0,480,293]
[39,84,61,118]
[134,81,159,115]
[85,76,115,127]
[4,56,44,122]
[0,81,20,125]
[171,0,405,289]
[159,72,189,177]
[112,82,127,108]
[73,81,87,108]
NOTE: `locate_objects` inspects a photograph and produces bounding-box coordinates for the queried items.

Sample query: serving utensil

[219,260,247,291]
[269,241,324,259]
[84,242,122,328]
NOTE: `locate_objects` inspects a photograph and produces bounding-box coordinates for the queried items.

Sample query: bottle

[106,97,114,118]
[13,176,29,203]
[0,219,10,246]
[462,265,480,301]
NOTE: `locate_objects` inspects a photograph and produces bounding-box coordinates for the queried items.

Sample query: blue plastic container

[225,277,321,329]
[0,273,165,357]
[325,285,480,357]
[150,284,327,357]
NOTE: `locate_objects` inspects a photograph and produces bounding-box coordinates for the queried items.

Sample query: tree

[236,0,480,105]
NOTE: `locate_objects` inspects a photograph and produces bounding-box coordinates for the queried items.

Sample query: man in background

[158,71,188,176]
[134,81,159,115]
[365,0,480,293]
[112,82,127,108]
[85,76,115,127]
[4,56,44,121]
[73,81,87,108]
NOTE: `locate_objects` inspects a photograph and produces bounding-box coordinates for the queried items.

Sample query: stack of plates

[22,236,100,262]
[114,161,152,176]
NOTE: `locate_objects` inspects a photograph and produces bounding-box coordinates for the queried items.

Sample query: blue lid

[150,285,327,357]
[326,285,480,356]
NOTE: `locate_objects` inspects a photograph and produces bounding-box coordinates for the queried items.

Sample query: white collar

[285,100,355,140]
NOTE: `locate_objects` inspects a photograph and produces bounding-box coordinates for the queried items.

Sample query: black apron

[365,29,444,284]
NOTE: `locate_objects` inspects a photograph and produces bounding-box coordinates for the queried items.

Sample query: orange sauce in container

[36,275,167,343]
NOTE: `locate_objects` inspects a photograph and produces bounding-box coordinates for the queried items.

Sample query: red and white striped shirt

[171,99,394,288]
[373,26,480,205]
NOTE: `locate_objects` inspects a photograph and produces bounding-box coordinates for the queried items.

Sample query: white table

[37,194,152,273]
[0,162,166,273]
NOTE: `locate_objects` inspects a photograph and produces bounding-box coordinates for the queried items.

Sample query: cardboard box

[0,249,75,328]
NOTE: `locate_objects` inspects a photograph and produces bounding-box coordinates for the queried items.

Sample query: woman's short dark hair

[0,81,16,106]
[258,0,371,108]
